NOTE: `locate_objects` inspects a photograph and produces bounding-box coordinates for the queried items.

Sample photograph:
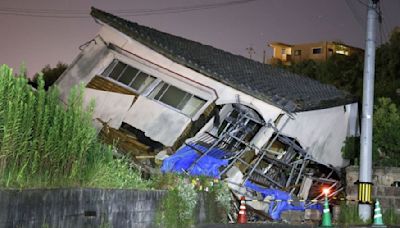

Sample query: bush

[155,175,231,227]
[0,64,148,189]
[337,202,370,225]
[342,137,360,165]
[156,176,198,228]
[373,98,400,166]
[342,98,400,167]
[86,157,151,189]
[383,207,400,225]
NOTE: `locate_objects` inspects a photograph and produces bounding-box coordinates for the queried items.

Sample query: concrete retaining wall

[0,188,220,228]
[345,166,400,214]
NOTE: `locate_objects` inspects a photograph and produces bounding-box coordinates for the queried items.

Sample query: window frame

[148,81,207,117]
[312,47,322,55]
[101,59,156,94]
[101,57,211,119]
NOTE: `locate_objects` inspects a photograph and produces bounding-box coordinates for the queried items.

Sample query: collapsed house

[56,7,359,220]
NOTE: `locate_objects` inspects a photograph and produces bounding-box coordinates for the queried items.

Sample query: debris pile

[161,104,343,221]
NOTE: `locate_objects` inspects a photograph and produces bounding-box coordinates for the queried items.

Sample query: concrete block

[304,209,321,221]
[281,210,304,222]
[384,186,400,196]
[378,198,393,208]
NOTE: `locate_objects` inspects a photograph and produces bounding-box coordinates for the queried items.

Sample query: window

[281,48,286,55]
[335,50,349,56]
[294,50,301,56]
[312,48,322,54]
[102,59,156,93]
[149,82,206,117]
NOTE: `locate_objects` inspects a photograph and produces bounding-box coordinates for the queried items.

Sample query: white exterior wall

[95,25,284,148]
[56,38,112,101]
[56,24,283,148]
[280,103,359,167]
[97,25,283,123]
[82,88,135,129]
[56,23,358,165]
[123,96,191,147]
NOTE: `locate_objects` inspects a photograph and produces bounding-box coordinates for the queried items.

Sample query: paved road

[197,224,398,228]
[197,224,317,228]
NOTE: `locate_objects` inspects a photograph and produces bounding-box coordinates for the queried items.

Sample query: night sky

[1,0,399,77]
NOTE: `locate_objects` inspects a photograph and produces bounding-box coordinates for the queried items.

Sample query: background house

[268,41,364,65]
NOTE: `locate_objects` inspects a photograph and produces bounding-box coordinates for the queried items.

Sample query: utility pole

[358,0,379,221]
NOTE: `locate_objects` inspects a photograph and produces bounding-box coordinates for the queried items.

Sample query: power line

[345,0,366,30]
[356,0,369,7]
[0,0,258,18]
[377,1,392,44]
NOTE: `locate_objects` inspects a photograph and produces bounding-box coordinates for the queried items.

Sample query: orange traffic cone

[237,196,247,224]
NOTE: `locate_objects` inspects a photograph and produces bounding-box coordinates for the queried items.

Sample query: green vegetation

[0,64,148,189]
[155,175,231,228]
[341,136,360,165]
[30,62,68,90]
[285,28,400,105]
[337,202,400,226]
[372,98,400,166]
[383,207,400,225]
[337,203,371,226]
[342,98,400,167]
[156,177,197,228]
[278,28,400,167]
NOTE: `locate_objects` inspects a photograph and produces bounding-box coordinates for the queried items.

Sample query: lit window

[102,59,156,93]
[294,50,301,56]
[312,48,322,54]
[149,82,206,117]
[335,50,349,56]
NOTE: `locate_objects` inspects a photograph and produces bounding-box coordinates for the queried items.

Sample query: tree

[30,62,68,90]
[342,98,400,167]
[372,98,400,166]
[284,28,400,106]
[375,27,400,104]
[284,53,364,101]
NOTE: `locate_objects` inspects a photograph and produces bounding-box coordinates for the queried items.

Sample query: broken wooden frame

[182,103,343,206]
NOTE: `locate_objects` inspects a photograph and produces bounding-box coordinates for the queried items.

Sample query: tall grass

[0,64,148,189]
[337,202,371,226]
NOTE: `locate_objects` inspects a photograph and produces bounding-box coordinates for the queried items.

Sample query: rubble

[161,103,343,221]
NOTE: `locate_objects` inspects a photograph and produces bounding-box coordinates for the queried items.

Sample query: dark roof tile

[91,7,355,112]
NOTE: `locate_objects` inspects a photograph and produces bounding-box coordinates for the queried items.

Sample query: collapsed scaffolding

[161,103,344,220]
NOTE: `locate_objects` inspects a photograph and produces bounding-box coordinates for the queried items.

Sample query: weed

[337,202,371,226]
[0,64,148,189]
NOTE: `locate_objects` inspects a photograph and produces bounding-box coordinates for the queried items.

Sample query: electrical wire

[345,0,366,29]
[0,0,258,18]
[356,0,369,7]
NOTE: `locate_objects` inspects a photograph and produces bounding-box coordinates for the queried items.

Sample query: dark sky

[1,0,399,76]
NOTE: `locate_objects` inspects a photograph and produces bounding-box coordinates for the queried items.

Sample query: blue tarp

[161,144,229,178]
[245,181,322,220]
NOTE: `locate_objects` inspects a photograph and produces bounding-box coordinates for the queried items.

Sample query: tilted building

[56,8,359,209]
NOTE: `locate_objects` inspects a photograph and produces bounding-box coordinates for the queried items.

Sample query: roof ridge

[90,7,355,112]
